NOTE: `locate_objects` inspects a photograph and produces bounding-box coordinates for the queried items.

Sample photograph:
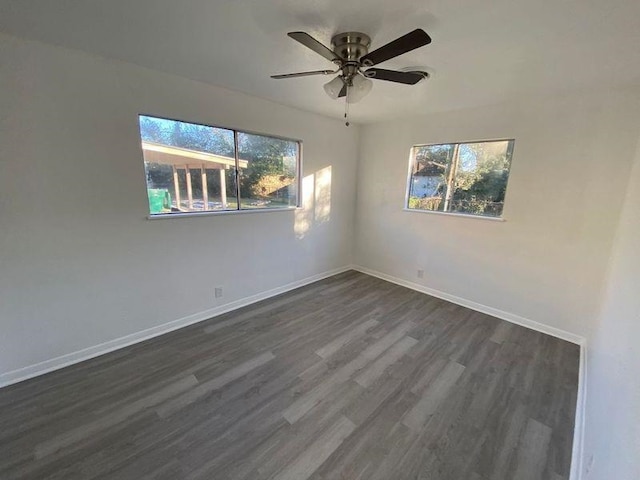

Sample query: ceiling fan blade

[360,29,431,66]
[288,32,340,62]
[338,84,347,98]
[364,68,425,85]
[271,69,337,79]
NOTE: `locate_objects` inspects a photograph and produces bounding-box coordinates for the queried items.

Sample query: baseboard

[0,265,353,389]
[570,342,587,480]
[352,265,586,346]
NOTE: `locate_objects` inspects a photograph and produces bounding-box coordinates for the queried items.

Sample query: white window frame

[138,114,302,219]
[404,138,515,221]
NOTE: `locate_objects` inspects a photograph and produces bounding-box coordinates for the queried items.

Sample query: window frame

[404,137,515,221]
[138,113,303,219]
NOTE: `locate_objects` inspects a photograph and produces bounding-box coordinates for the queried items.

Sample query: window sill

[402,208,506,222]
[147,206,300,220]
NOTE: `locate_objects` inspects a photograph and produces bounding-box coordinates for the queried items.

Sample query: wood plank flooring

[0,271,580,479]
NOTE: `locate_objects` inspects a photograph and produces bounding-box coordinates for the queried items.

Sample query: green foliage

[452,144,511,215]
[238,133,297,199]
[409,196,442,211]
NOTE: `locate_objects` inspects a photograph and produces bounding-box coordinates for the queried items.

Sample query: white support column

[185,164,193,209]
[219,167,227,208]
[172,165,181,210]
[201,165,209,211]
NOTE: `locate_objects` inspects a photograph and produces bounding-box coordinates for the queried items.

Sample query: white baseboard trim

[570,342,587,480]
[0,265,353,389]
[352,265,586,346]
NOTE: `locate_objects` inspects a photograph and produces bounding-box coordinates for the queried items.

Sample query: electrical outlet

[214,287,223,298]
[586,454,595,476]
[417,269,424,279]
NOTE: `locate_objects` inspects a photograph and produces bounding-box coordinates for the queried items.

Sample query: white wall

[354,88,640,338]
[3,30,640,479]
[582,132,640,479]
[0,34,358,379]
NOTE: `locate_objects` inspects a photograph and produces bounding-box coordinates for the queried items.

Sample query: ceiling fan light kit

[323,76,344,100]
[347,74,373,104]
[272,28,432,125]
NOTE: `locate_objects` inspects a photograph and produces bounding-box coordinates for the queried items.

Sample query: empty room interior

[1,1,639,479]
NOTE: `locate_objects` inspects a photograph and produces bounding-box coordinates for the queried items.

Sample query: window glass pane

[237,132,299,210]
[139,115,238,214]
[407,139,514,218]
[451,141,513,216]
[408,143,453,212]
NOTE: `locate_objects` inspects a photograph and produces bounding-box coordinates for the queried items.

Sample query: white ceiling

[1,0,640,123]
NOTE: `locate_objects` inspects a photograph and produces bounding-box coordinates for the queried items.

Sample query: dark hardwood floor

[0,271,579,479]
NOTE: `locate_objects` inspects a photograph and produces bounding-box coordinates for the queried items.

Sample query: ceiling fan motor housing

[331,32,371,63]
[331,32,371,85]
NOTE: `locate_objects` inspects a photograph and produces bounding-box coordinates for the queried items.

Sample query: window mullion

[234,130,241,210]
[443,143,460,212]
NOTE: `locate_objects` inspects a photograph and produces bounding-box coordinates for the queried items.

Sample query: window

[138,115,300,216]
[406,139,515,218]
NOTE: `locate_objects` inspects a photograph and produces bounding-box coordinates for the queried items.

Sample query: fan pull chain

[344,85,350,127]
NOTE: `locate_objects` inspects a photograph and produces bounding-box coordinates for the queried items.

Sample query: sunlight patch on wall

[294,166,332,239]
[314,166,332,224]
[294,173,315,238]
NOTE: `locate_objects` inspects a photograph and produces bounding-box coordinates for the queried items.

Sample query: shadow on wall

[295,166,332,239]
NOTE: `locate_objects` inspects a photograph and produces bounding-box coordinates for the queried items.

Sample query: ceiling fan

[272,29,432,108]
